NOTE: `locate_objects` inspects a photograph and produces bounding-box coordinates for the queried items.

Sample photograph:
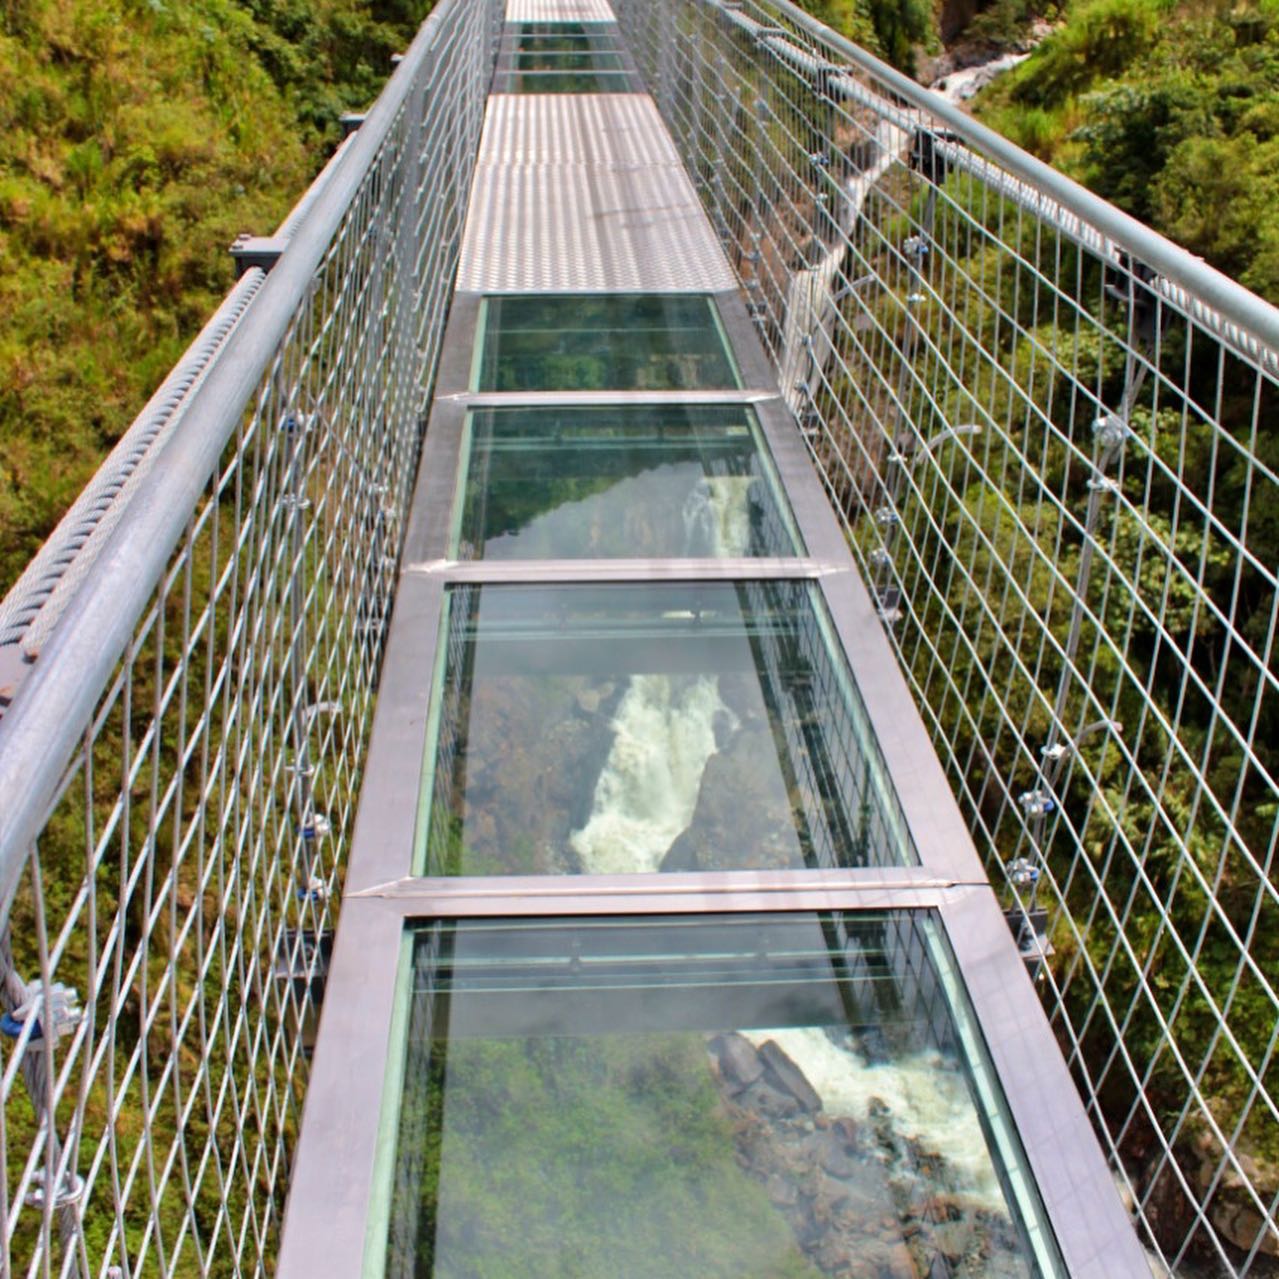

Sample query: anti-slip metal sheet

[475,94,682,167]
[505,0,616,21]
[457,96,737,293]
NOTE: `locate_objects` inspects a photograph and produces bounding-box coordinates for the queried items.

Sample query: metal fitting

[295,876,332,903]
[1092,412,1131,449]
[24,1169,85,1211]
[1019,789,1056,818]
[1007,856,1041,888]
[0,982,83,1045]
[301,813,332,841]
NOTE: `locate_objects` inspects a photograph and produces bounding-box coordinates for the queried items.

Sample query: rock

[882,1244,920,1279]
[759,1039,823,1113]
[927,1221,972,1265]
[738,1076,802,1119]
[709,1032,765,1092]
[766,1173,799,1206]
[819,1135,859,1179]
[574,687,603,716]
[458,675,622,871]
[1212,1201,1279,1257]
[832,1116,860,1148]
[660,723,804,871]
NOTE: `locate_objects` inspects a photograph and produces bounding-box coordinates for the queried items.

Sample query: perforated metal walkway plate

[457,96,738,294]
[505,0,616,22]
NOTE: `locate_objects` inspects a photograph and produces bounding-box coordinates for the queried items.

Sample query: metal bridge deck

[277,4,1151,1274]
[457,95,738,292]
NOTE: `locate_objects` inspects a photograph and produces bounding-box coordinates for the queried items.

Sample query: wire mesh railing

[0,0,500,1272]
[611,0,1279,1273]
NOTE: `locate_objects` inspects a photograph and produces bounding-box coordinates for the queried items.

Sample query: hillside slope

[973,0,1279,302]
[0,0,430,596]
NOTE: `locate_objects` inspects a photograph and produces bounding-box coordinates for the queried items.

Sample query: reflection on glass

[473,295,739,392]
[515,33,619,52]
[421,582,915,876]
[509,20,605,37]
[454,404,802,560]
[383,913,1064,1278]
[507,70,636,92]
[511,50,624,69]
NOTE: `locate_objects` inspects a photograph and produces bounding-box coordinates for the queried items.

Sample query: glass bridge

[0,0,1275,1276]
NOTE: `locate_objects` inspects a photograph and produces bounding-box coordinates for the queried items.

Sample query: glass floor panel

[420,581,916,875]
[505,71,637,92]
[454,404,804,560]
[513,33,621,52]
[380,912,1064,1278]
[472,295,740,392]
[508,21,610,36]
[510,50,625,69]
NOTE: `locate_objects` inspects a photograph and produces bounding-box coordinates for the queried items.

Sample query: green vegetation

[977,0,1279,301]
[800,0,936,68]
[395,1033,822,1278]
[0,0,429,596]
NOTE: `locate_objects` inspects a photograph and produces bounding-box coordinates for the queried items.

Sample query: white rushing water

[570,674,734,874]
[742,1027,1007,1211]
[931,52,1031,103]
[682,475,757,558]
[570,477,755,875]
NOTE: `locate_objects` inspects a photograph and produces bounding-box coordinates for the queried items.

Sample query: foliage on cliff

[0,0,428,597]
[976,0,1279,302]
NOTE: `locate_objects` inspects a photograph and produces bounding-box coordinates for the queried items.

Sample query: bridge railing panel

[613,0,1279,1272]
[0,1,500,1273]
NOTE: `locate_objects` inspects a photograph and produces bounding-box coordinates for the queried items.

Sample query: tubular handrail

[744,0,1279,360]
[0,99,363,667]
[0,0,484,925]
[615,0,1279,1268]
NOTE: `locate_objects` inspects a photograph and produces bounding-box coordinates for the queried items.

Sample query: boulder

[709,1032,765,1093]
[660,724,803,871]
[759,1039,823,1113]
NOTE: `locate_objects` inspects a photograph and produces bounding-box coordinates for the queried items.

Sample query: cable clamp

[1092,412,1131,449]
[24,1168,85,1211]
[296,876,331,903]
[1018,789,1056,818]
[1007,856,1041,887]
[0,982,82,1045]
[300,813,331,842]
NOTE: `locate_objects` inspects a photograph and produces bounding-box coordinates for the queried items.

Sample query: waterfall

[681,475,756,557]
[570,475,758,874]
[742,1027,1007,1211]
[570,674,735,874]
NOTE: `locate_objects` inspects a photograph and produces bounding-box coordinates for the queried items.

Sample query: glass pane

[515,33,620,52]
[509,20,605,36]
[421,581,916,875]
[506,71,636,92]
[455,404,803,560]
[511,50,624,69]
[473,295,740,392]
[383,913,1064,1279]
